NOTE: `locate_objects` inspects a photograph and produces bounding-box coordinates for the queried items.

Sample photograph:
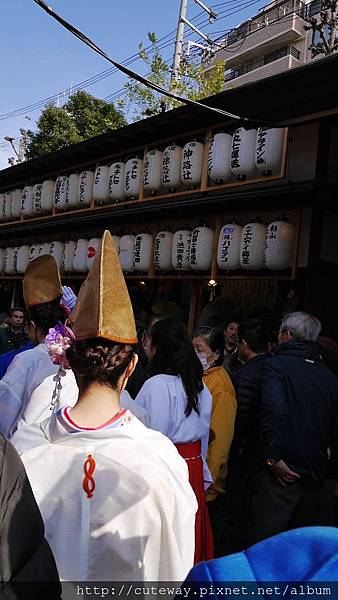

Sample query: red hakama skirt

[176,439,214,564]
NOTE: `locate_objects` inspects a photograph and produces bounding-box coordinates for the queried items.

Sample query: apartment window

[307,0,322,17]
[264,47,288,65]
[224,46,301,82]
[290,46,301,59]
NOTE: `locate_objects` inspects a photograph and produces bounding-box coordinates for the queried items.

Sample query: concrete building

[207,0,322,89]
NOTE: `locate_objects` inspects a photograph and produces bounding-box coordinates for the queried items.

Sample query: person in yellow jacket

[193,326,237,502]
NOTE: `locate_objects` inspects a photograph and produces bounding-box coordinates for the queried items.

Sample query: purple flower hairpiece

[45,321,75,369]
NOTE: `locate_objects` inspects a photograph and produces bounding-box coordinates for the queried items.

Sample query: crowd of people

[0,230,338,590]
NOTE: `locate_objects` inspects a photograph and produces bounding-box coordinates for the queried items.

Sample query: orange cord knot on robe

[83,454,96,498]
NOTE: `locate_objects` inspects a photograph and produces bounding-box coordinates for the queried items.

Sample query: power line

[32,0,278,125]
[0,0,255,122]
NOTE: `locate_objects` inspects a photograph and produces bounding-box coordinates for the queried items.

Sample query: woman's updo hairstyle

[66,338,136,390]
[28,296,68,335]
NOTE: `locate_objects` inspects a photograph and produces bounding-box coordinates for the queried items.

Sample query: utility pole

[170,0,219,90]
[171,0,188,88]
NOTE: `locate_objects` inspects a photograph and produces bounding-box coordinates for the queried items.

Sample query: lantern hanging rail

[32,0,279,129]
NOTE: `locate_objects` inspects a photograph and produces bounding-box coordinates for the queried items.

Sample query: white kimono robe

[0,343,61,437]
[0,342,149,437]
[135,374,213,488]
[12,408,196,581]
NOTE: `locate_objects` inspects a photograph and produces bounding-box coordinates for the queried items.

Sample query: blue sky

[0,0,266,169]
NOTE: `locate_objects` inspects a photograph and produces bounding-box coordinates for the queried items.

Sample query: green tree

[118,32,225,121]
[24,91,127,160]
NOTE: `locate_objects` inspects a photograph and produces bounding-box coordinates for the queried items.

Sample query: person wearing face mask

[193,327,237,505]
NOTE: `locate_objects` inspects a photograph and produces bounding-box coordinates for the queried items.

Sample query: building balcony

[223,52,301,89]
[212,0,307,67]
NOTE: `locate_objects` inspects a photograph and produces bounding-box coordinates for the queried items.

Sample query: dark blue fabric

[185,527,338,581]
[260,340,338,482]
[0,343,34,379]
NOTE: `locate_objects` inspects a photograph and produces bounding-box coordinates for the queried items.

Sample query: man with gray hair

[252,311,338,542]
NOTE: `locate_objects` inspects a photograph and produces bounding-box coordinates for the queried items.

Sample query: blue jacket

[184,527,338,583]
[0,342,34,379]
[261,340,338,483]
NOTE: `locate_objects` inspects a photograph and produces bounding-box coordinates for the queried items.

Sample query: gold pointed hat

[23,254,62,308]
[71,230,137,344]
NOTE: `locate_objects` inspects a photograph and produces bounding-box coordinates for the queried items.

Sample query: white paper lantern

[17,245,31,274]
[73,239,89,272]
[172,230,192,271]
[67,174,80,208]
[208,133,232,183]
[87,238,101,270]
[11,189,22,219]
[4,248,14,274]
[256,128,285,175]
[4,192,12,219]
[231,128,257,180]
[22,186,34,216]
[41,180,55,212]
[0,248,4,272]
[143,149,163,194]
[181,141,204,187]
[134,233,152,272]
[265,220,294,270]
[190,226,214,271]
[119,235,135,272]
[79,171,94,207]
[217,224,243,271]
[29,244,40,261]
[124,158,142,198]
[39,242,50,257]
[162,145,182,191]
[62,240,76,272]
[53,176,69,210]
[109,162,126,202]
[154,231,173,271]
[240,223,267,270]
[111,235,121,253]
[93,166,110,204]
[32,184,43,215]
[49,241,65,269]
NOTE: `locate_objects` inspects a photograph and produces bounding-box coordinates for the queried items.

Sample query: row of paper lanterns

[0,220,294,275]
[0,128,286,220]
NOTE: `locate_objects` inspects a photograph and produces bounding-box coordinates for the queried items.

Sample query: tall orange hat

[71,230,137,344]
[23,255,62,308]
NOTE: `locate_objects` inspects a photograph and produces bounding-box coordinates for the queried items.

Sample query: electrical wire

[32,0,277,126]
[0,0,264,122]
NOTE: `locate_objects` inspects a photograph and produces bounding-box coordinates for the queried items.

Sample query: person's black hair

[28,296,67,335]
[224,317,240,330]
[147,316,203,416]
[67,338,136,391]
[145,312,170,333]
[10,306,25,316]
[193,325,225,367]
[237,318,268,353]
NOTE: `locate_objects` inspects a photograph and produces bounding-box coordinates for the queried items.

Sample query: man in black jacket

[253,311,338,542]
[226,319,269,552]
[232,318,269,466]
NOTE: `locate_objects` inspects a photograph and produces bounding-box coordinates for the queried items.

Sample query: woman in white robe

[135,315,214,563]
[0,295,70,438]
[12,231,196,582]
